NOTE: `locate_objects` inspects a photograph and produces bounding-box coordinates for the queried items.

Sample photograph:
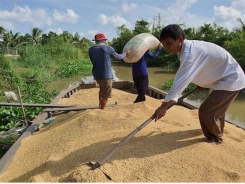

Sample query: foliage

[0,41,90,133]
[111,25,133,53]
[151,13,165,39]
[147,49,179,68]
[133,19,150,35]
[163,79,196,93]
[31,28,43,45]
[191,23,232,47]
[2,31,20,48]
[0,73,58,132]
[57,59,92,78]
[78,37,94,53]
[223,31,245,67]
[0,56,22,93]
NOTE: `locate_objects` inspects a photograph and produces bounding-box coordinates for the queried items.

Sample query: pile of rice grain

[0,88,244,182]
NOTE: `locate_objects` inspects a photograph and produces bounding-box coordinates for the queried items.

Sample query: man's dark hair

[160,24,185,41]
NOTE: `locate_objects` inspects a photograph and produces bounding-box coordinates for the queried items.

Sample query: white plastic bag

[123,33,160,63]
[4,91,18,102]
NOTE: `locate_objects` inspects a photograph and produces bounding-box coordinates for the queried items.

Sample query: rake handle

[92,113,156,169]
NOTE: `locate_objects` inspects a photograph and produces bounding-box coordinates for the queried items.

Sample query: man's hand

[158,43,163,49]
[126,50,131,57]
[155,105,167,122]
[155,100,175,122]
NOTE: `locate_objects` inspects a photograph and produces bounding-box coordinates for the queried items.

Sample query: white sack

[123,33,160,63]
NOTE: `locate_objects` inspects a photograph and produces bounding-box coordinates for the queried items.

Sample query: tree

[70,32,80,48]
[40,33,48,45]
[0,27,5,49]
[46,31,61,45]
[194,23,231,47]
[151,14,165,39]
[111,25,133,53]
[224,31,245,68]
[79,37,93,52]
[73,32,80,43]
[61,31,73,43]
[183,27,198,40]
[133,19,150,35]
[18,33,32,46]
[0,26,6,36]
[31,28,43,45]
[2,31,20,54]
[3,31,20,47]
[236,18,245,32]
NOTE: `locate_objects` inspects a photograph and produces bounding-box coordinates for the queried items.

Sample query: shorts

[96,79,112,98]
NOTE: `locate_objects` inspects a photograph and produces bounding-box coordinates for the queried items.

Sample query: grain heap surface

[0,88,244,182]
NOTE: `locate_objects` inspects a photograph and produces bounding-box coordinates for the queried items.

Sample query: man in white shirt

[155,24,245,144]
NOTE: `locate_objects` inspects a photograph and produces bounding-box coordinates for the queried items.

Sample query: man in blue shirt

[132,43,162,103]
[89,33,131,109]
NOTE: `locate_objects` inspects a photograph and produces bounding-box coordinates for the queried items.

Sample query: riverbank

[0,87,244,182]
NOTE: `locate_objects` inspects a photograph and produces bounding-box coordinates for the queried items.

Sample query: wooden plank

[43,103,117,112]
[0,103,75,108]
[44,106,96,112]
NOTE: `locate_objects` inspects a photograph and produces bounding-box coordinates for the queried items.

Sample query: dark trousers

[133,75,149,103]
[198,90,240,142]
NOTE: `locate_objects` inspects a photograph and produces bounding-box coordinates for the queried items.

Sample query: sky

[1,0,245,41]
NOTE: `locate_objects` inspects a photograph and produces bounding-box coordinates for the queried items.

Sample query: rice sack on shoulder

[123,33,160,63]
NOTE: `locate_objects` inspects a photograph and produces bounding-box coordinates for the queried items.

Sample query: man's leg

[133,75,141,103]
[96,79,112,109]
[100,96,108,109]
[198,90,240,144]
[98,90,102,109]
[133,75,149,103]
